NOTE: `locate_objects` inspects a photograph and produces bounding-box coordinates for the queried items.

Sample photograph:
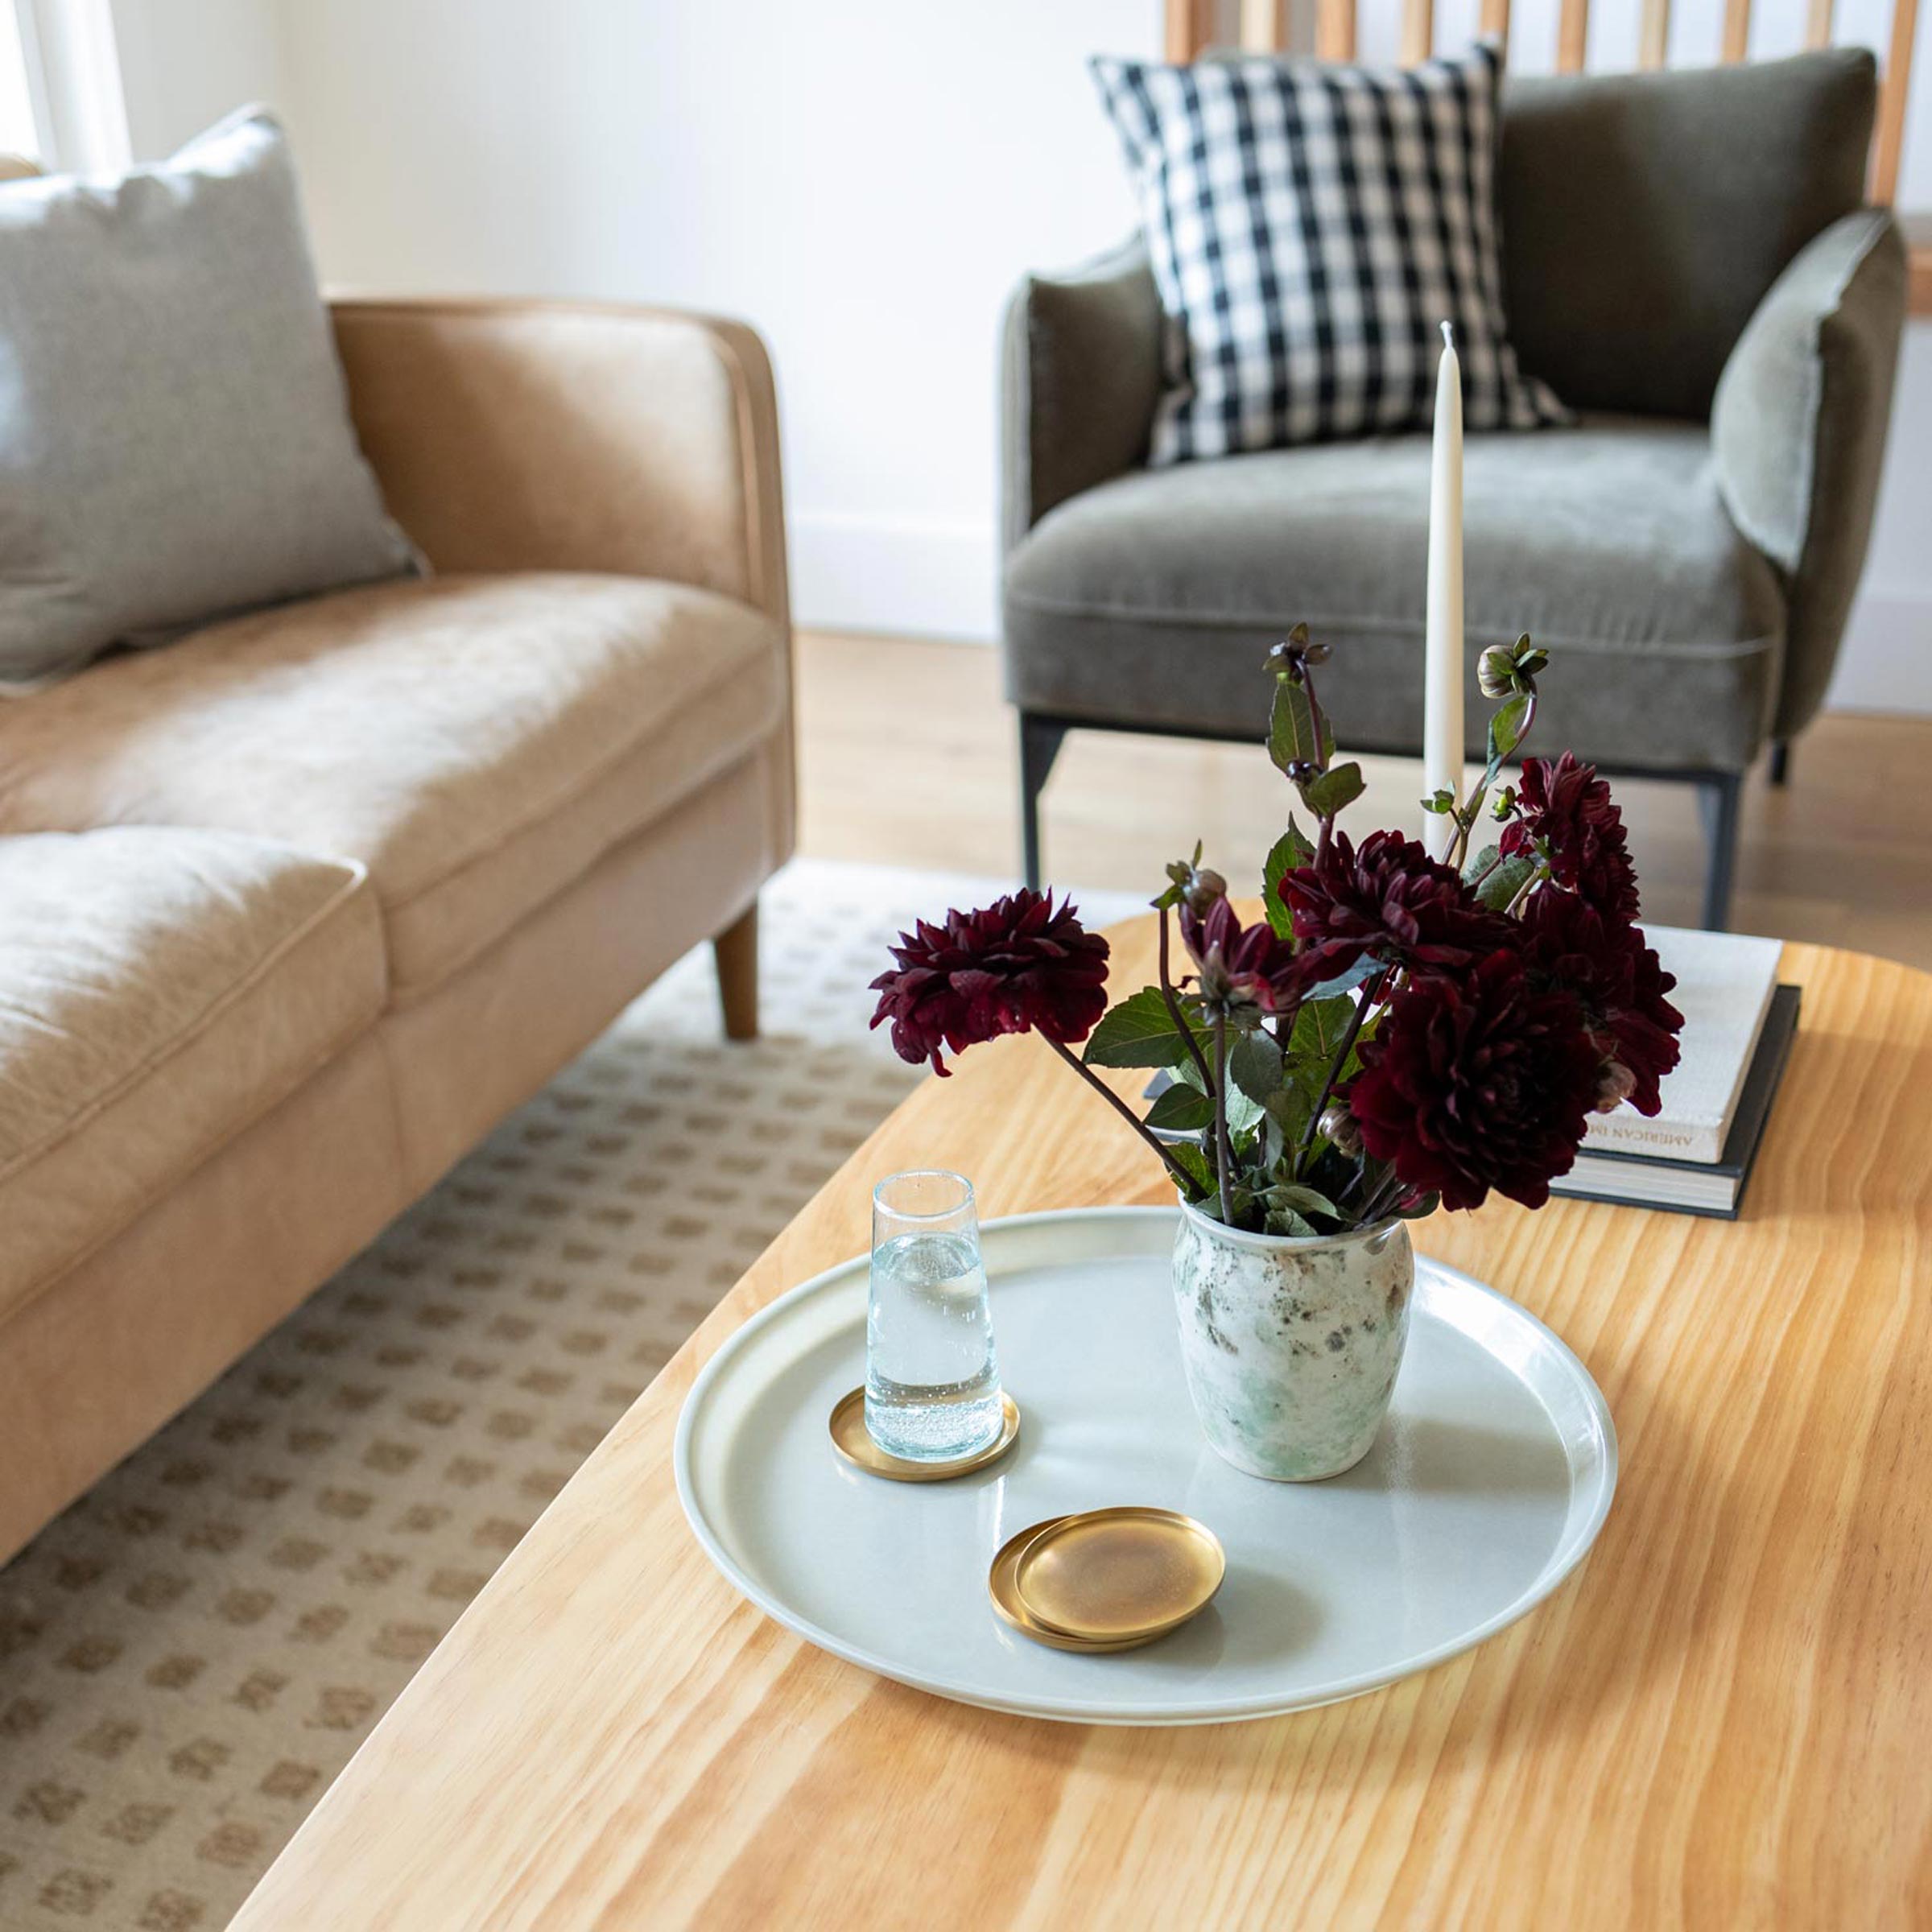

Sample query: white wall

[110,0,1932,710]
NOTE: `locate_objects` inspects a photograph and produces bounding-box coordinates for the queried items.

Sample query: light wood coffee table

[233,932,1932,1929]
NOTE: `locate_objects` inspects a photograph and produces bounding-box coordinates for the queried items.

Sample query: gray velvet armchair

[1001,50,1905,929]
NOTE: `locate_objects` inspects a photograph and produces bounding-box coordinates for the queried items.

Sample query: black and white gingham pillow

[1090,43,1567,464]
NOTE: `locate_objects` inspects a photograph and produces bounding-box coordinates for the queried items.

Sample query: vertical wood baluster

[1872,0,1920,205]
[1315,0,1357,60]
[1640,0,1672,65]
[1805,0,1835,47]
[1479,0,1513,46]
[1239,0,1287,51]
[1721,0,1753,60]
[1164,0,1208,63]
[1402,0,1435,62]
[1556,0,1590,71]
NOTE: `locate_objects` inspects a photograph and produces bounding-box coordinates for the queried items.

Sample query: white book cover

[1583,926,1782,1165]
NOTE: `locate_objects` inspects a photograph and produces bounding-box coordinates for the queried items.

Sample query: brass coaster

[988,1518,1159,1653]
[828,1387,1020,1483]
[1013,1507,1224,1644]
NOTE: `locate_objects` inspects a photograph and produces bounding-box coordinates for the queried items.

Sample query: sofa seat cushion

[0,827,384,1323]
[0,573,787,997]
[1002,419,1787,773]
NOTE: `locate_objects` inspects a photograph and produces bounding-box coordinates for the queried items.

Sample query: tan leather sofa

[0,298,792,1565]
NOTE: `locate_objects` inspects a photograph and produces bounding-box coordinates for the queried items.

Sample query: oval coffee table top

[233,934,1932,1931]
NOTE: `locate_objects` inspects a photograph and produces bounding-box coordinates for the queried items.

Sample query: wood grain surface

[233,933,1932,1931]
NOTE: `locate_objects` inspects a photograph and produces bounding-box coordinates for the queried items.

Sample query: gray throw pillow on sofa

[0,107,419,687]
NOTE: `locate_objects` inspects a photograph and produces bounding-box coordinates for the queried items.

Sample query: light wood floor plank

[795,630,1932,968]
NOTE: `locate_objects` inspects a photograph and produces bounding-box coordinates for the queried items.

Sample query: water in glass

[865,1170,1001,1461]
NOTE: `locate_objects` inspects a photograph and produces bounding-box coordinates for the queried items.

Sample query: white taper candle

[1423,320,1464,861]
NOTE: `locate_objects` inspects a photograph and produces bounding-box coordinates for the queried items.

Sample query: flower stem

[1212,1015,1236,1223]
[1296,964,1390,1176]
[1044,1037,1199,1193]
[1157,907,1214,1091]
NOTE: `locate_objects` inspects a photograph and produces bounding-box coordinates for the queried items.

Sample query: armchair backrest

[1501,51,1876,419]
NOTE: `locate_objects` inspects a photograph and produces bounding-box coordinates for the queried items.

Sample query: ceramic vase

[1171,1198,1414,1480]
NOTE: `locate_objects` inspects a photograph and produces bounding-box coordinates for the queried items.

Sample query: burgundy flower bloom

[869,890,1110,1075]
[1279,828,1515,985]
[1501,753,1641,921]
[1519,887,1684,1115]
[1179,895,1301,1017]
[1347,952,1602,1212]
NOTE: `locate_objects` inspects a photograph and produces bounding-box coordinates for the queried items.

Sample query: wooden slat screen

[1640,0,1673,66]
[1238,0,1286,52]
[1401,0,1435,64]
[1874,0,1919,204]
[1556,0,1591,72]
[1154,0,1923,313]
[1314,0,1356,61]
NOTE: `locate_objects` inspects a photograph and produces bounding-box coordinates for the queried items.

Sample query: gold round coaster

[828,1387,1020,1483]
[1012,1507,1225,1644]
[988,1518,1158,1653]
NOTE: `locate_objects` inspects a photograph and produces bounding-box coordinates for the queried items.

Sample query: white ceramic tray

[675,1208,1616,1726]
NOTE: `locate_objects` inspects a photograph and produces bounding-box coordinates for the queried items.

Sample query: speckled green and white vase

[1171,1199,1415,1481]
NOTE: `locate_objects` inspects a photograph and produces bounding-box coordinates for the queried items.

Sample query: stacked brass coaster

[828,1387,1022,1482]
[989,1508,1225,1653]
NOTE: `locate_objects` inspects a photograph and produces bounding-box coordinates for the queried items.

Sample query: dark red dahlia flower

[1500,753,1641,921]
[1348,952,1602,1212]
[1180,895,1301,1017]
[1279,828,1515,985]
[868,890,1110,1075]
[1519,887,1685,1115]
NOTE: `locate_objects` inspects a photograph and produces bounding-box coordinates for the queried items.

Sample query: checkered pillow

[1090,43,1567,464]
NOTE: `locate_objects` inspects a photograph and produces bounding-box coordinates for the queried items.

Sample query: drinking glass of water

[865,1170,1001,1462]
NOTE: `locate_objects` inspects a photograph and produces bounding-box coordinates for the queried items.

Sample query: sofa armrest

[1001,236,1164,550]
[330,298,788,626]
[1711,210,1905,735]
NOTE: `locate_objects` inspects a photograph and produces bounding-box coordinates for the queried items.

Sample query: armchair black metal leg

[1018,714,1069,890]
[1697,773,1744,932]
[1768,738,1791,787]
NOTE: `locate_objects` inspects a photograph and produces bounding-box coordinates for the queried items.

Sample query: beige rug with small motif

[0,860,1139,1930]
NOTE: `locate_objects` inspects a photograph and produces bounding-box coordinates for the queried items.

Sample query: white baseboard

[790,511,997,642]
[1826,587,1932,716]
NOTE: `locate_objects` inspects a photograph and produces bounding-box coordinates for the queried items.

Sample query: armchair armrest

[1711,210,1905,735]
[329,298,788,626]
[1001,236,1164,549]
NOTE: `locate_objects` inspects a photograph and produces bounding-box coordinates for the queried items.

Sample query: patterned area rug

[0,860,1137,1930]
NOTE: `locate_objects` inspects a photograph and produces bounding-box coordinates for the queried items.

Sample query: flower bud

[1593,1060,1637,1114]
[1318,1103,1364,1158]
[1183,866,1228,918]
[1478,644,1519,700]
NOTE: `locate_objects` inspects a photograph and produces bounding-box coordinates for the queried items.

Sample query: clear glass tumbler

[864,1170,1001,1462]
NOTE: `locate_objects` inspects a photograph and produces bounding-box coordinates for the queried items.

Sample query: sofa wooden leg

[713,902,759,1041]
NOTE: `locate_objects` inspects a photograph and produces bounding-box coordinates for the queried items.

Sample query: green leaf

[1228,1029,1284,1106]
[1265,1208,1320,1238]
[1145,1082,1216,1133]
[1463,842,1501,883]
[1288,993,1356,1074]
[1165,1141,1216,1203]
[1083,988,1207,1069]
[1268,676,1335,776]
[1472,852,1536,913]
[1261,820,1314,938]
[1487,692,1531,771]
[1266,1182,1341,1221]
[1299,760,1364,819]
